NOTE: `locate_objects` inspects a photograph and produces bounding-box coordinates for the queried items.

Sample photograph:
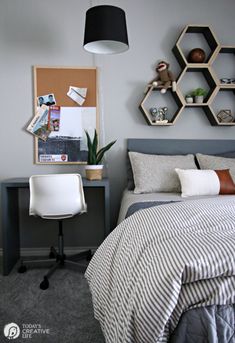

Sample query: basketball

[188,48,206,63]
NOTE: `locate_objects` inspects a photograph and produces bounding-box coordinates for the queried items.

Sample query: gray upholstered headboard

[127,139,235,155]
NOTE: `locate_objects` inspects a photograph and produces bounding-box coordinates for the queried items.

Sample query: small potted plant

[185,93,193,104]
[191,88,207,103]
[85,130,116,180]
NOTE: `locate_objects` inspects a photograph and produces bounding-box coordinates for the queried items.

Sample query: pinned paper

[67,86,87,106]
[26,105,51,141]
[48,106,61,131]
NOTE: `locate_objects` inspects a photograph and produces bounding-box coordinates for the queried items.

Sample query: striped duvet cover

[85,197,235,342]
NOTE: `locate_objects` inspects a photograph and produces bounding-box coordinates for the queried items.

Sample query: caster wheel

[86,251,92,261]
[49,251,56,259]
[40,277,49,290]
[18,265,27,273]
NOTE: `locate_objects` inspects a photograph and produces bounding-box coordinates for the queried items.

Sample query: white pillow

[175,168,235,197]
[175,169,219,197]
[128,152,197,194]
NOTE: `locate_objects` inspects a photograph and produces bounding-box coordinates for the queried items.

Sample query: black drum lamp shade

[83,5,129,54]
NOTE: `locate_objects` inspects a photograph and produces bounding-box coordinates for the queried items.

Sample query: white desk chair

[18,174,92,290]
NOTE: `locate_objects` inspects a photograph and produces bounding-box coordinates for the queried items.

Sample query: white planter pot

[85,165,103,180]
[195,95,204,103]
[185,97,193,104]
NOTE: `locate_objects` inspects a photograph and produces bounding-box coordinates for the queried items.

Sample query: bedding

[170,304,235,343]
[117,189,220,223]
[125,200,178,219]
[86,197,235,343]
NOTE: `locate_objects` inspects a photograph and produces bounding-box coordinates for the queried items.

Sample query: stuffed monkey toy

[151,61,176,94]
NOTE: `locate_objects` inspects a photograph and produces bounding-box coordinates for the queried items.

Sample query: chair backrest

[29,174,87,219]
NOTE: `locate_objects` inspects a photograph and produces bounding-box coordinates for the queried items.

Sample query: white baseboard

[0,246,97,257]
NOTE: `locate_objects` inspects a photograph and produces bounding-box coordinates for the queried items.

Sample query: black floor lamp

[83,5,129,54]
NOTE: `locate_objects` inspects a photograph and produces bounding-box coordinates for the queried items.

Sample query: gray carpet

[0,258,105,343]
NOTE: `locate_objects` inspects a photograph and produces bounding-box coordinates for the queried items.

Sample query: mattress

[117,189,225,224]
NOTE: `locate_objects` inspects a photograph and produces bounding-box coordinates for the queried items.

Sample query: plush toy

[151,61,176,94]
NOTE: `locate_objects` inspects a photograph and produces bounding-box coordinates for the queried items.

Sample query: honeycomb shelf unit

[206,87,235,126]
[139,85,184,126]
[173,25,235,126]
[211,45,235,88]
[139,25,235,126]
[172,25,220,69]
[176,65,218,106]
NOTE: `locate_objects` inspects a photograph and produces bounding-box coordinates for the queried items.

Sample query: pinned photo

[37,94,56,107]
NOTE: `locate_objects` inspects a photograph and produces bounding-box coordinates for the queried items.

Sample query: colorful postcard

[48,106,61,131]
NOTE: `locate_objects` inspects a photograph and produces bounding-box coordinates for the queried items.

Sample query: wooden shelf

[174,25,235,126]
[209,46,235,125]
[140,25,235,126]
[151,122,174,126]
[176,65,218,106]
[139,86,184,126]
[185,103,208,107]
[145,84,173,91]
[219,84,235,89]
[172,25,219,69]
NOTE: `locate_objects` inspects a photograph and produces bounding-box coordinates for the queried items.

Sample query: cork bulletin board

[33,66,98,164]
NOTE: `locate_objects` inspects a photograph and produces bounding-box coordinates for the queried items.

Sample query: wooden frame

[33,66,99,164]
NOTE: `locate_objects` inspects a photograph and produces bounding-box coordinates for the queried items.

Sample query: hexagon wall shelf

[211,46,235,87]
[140,25,235,126]
[172,25,220,69]
[176,66,218,106]
[139,85,184,125]
[206,88,235,126]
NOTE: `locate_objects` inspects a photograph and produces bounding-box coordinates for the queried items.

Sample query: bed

[86,139,235,343]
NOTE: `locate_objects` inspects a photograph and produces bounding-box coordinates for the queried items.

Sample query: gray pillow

[196,153,235,182]
[128,152,197,194]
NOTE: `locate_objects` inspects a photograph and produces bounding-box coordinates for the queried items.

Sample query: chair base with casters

[18,220,92,290]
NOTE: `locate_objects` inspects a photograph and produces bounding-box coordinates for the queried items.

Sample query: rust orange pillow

[214,169,235,194]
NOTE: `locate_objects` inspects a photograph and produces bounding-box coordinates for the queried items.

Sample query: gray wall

[0,0,235,249]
